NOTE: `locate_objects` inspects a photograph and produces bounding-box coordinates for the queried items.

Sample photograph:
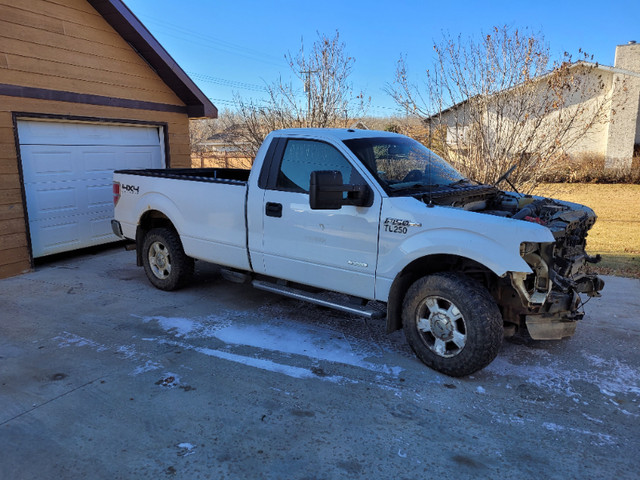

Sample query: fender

[135,192,183,229]
[375,226,554,301]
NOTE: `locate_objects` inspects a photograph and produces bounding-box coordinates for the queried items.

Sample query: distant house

[198,124,251,155]
[348,121,369,130]
[0,0,217,279]
[429,42,640,170]
[192,124,253,169]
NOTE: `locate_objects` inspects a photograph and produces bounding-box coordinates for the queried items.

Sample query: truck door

[258,138,381,299]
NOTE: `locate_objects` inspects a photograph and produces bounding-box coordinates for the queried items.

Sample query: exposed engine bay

[418,183,605,340]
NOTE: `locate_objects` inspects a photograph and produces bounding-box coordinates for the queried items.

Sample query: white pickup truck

[112,128,603,376]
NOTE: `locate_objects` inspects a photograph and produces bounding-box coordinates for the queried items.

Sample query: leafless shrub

[189,118,218,154]
[540,152,640,183]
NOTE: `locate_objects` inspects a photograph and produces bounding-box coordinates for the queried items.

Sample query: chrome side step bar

[252,280,385,319]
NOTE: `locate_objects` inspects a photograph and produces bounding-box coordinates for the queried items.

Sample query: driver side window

[276,139,355,193]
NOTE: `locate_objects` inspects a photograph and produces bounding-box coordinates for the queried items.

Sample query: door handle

[265,202,282,218]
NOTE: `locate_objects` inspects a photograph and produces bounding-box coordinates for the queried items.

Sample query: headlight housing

[511,242,553,306]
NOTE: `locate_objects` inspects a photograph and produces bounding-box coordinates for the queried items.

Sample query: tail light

[113,182,121,206]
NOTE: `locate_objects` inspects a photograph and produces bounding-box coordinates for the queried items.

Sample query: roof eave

[87,0,217,118]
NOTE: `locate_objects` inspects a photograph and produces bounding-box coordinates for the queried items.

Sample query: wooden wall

[0,0,185,105]
[0,0,194,278]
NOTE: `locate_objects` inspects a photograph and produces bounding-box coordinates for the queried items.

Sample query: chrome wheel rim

[148,241,171,279]
[416,295,467,358]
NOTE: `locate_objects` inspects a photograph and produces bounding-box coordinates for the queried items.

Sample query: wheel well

[135,211,176,266]
[386,254,499,333]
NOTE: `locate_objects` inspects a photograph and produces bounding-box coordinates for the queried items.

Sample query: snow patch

[213,322,398,375]
[55,332,109,352]
[486,348,640,407]
[137,313,403,378]
[132,360,162,375]
[137,315,201,337]
[542,422,615,446]
[177,443,195,457]
[194,346,351,383]
[117,345,138,359]
[54,332,163,376]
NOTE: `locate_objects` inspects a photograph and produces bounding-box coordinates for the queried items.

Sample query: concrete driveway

[1,246,639,479]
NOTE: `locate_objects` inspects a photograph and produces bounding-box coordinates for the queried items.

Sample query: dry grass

[534,183,640,278]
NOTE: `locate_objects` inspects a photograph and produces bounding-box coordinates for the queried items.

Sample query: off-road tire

[142,227,194,291]
[402,272,503,377]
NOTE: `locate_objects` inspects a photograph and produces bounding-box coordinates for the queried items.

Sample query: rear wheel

[402,272,503,377]
[142,227,193,291]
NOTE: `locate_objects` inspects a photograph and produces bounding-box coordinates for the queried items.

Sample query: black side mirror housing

[309,170,370,210]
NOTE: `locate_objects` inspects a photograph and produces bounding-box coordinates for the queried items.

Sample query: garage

[0,0,217,278]
[17,120,165,257]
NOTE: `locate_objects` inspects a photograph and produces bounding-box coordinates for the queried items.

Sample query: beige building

[0,0,216,279]
[432,42,640,170]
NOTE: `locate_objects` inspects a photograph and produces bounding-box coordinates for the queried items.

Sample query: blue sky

[122,0,640,117]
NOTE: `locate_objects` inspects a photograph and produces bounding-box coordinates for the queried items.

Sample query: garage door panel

[114,125,161,145]
[30,204,128,256]
[120,150,161,170]
[82,149,119,174]
[19,121,163,147]
[89,216,115,241]
[18,120,165,258]
[80,147,162,173]
[31,219,82,256]
[86,183,112,209]
[22,148,76,180]
[29,185,79,218]
[17,122,72,145]
[27,180,113,220]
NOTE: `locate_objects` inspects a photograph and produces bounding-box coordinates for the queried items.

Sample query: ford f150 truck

[112,128,603,377]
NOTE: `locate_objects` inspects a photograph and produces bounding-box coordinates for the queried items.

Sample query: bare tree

[189,118,219,155]
[389,26,618,191]
[235,31,369,156]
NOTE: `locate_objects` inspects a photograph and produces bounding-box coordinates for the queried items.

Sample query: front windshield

[343,136,464,194]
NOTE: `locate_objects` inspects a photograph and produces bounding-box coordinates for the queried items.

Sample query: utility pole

[301,69,318,127]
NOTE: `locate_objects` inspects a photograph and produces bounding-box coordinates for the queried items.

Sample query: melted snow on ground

[486,345,640,418]
[55,332,163,375]
[137,313,403,378]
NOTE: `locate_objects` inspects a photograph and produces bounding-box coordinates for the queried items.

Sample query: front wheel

[402,273,503,377]
[142,227,194,291]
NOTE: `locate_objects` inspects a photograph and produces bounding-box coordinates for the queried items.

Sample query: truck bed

[113,167,251,270]
[114,168,250,184]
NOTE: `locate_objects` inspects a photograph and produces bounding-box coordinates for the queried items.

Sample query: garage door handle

[265,202,282,218]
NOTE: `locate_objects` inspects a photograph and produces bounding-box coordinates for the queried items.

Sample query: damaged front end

[389,170,605,340]
[505,198,604,339]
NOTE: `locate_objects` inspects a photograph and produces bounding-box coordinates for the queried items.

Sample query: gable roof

[425,60,640,121]
[88,0,217,118]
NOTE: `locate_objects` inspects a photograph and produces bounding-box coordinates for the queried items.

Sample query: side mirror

[309,170,370,210]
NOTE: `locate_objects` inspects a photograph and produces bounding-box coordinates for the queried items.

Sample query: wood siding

[0,0,194,278]
[0,0,185,105]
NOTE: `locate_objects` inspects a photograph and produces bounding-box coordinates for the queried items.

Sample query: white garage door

[18,120,165,258]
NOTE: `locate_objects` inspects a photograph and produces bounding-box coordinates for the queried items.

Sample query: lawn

[534,183,640,278]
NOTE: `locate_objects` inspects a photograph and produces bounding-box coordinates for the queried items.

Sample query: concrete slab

[1,245,639,479]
